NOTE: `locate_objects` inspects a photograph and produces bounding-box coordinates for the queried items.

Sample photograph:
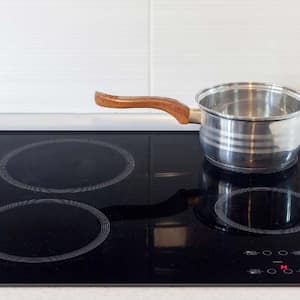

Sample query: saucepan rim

[195,82,300,122]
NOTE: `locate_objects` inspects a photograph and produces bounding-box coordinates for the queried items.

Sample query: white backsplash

[152,0,300,107]
[0,0,299,113]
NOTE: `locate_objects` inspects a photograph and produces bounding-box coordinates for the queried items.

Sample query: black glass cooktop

[0,131,300,285]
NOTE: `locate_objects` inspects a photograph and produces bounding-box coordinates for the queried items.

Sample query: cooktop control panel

[245,249,300,276]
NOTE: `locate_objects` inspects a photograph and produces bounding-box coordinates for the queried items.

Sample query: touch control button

[244,250,259,256]
[283,269,294,275]
[247,269,262,275]
[267,268,277,275]
[278,250,289,256]
[262,250,272,256]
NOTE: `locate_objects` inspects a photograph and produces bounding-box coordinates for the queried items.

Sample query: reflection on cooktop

[0,131,297,285]
[214,187,300,235]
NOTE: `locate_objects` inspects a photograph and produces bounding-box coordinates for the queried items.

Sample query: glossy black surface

[0,131,300,285]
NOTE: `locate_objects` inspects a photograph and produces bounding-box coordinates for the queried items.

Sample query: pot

[95,82,300,174]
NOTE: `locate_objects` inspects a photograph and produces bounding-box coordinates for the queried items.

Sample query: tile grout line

[148,0,153,97]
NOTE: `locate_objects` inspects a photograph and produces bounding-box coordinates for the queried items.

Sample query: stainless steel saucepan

[95,82,300,174]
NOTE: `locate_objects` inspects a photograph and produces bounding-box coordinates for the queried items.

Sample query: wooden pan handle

[95,91,196,124]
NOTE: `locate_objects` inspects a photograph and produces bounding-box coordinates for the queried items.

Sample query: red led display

[280,265,288,270]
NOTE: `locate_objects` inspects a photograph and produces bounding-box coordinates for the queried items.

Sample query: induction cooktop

[0,131,299,285]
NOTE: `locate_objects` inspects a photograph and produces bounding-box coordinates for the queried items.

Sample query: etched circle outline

[0,198,110,263]
[0,139,135,193]
[214,187,300,235]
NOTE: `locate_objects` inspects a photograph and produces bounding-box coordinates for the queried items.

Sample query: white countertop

[0,113,298,299]
[2,287,300,300]
[0,113,198,131]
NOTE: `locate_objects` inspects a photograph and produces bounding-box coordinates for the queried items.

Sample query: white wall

[0,0,300,113]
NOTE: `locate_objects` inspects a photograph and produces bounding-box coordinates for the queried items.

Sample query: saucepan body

[196,83,300,173]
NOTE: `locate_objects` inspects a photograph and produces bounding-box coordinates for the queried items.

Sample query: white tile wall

[0,0,300,113]
[0,0,149,112]
[152,0,300,107]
